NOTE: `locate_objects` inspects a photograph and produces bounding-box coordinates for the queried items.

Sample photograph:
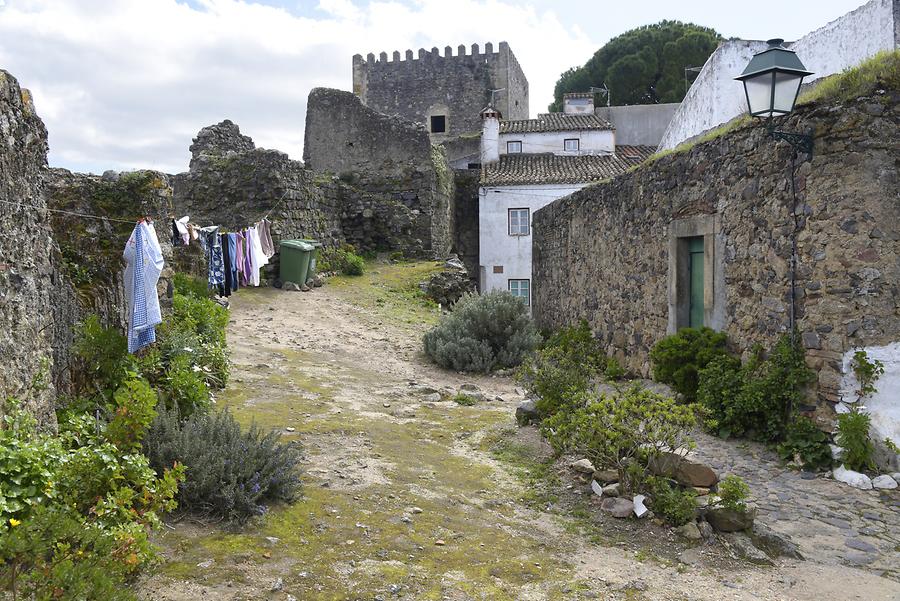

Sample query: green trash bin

[280,240,314,286]
[299,239,323,279]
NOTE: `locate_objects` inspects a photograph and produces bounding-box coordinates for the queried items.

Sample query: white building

[478,93,653,306]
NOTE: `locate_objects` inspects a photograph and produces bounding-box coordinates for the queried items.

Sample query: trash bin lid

[280,240,314,252]
[298,239,324,248]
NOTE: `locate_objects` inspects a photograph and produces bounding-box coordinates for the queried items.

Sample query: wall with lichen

[533,93,900,433]
[0,69,57,425]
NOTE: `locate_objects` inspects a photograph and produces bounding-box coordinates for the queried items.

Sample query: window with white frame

[507,140,523,154]
[508,208,530,236]
[508,279,530,305]
[564,138,580,151]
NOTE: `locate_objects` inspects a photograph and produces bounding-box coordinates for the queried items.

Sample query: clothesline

[0,198,142,224]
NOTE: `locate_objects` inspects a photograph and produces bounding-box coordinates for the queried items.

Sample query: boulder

[423,392,441,403]
[676,522,702,540]
[602,482,620,497]
[459,383,479,392]
[872,474,898,489]
[649,452,718,488]
[601,497,634,518]
[592,469,619,483]
[698,520,715,539]
[420,269,475,307]
[705,506,756,532]
[833,464,873,490]
[570,459,596,474]
[722,532,773,565]
[515,400,539,426]
[748,522,803,559]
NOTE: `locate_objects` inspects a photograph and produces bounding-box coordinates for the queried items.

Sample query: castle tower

[351,41,529,139]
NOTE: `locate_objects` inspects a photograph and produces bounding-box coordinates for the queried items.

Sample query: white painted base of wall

[837,341,900,471]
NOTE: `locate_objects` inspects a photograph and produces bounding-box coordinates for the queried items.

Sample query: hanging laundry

[188,223,200,242]
[124,220,164,353]
[235,230,246,285]
[259,218,276,259]
[248,225,269,286]
[201,226,225,294]
[242,228,253,286]
[227,233,239,292]
[174,216,190,245]
[220,232,233,297]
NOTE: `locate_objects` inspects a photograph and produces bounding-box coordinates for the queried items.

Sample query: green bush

[320,244,366,276]
[650,327,731,402]
[424,291,541,373]
[173,272,210,298]
[72,315,130,400]
[697,334,813,441]
[647,478,697,526]
[517,321,603,418]
[716,475,750,512]
[144,407,302,522]
[836,410,876,472]
[542,384,697,493]
[604,356,627,381]
[159,354,210,416]
[776,417,832,470]
[452,393,478,406]
[0,400,183,598]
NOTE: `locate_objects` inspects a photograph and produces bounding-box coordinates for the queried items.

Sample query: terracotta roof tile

[481,146,655,186]
[499,113,613,134]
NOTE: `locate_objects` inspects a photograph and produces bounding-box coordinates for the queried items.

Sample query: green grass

[452,392,478,406]
[798,50,900,106]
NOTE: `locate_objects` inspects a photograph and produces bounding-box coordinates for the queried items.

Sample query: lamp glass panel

[743,72,774,116]
[773,71,803,114]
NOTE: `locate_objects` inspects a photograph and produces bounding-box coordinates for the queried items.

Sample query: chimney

[563,92,594,115]
[480,106,501,164]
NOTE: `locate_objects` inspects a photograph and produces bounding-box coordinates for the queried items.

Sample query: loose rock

[872,474,898,489]
[833,464,873,490]
[602,482,620,497]
[515,400,539,426]
[723,532,773,565]
[593,469,618,483]
[676,522,702,540]
[570,458,596,474]
[600,497,633,518]
[283,281,301,292]
[423,392,441,403]
[706,506,756,532]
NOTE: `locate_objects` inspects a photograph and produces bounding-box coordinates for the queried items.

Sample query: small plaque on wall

[493,266,504,274]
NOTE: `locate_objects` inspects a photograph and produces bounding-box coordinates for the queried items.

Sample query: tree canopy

[549,21,723,111]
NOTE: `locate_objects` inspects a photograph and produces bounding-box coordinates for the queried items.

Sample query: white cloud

[0,0,594,173]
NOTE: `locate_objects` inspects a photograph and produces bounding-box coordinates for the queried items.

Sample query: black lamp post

[735,39,814,155]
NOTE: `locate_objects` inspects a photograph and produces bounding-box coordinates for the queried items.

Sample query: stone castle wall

[533,94,900,420]
[0,69,57,425]
[351,42,529,138]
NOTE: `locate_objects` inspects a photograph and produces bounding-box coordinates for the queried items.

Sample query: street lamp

[735,38,814,155]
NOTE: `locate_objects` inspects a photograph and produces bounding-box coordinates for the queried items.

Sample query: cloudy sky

[0,0,865,173]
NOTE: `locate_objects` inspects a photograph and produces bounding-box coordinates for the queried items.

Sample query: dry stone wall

[533,94,900,418]
[0,69,56,425]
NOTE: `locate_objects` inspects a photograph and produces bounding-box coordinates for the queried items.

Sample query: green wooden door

[688,237,705,328]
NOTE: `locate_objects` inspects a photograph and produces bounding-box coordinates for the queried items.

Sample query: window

[430,115,446,133]
[564,138,580,151]
[508,208,530,236]
[507,140,522,154]
[508,279,530,305]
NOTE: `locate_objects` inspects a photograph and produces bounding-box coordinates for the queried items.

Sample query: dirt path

[140,263,900,601]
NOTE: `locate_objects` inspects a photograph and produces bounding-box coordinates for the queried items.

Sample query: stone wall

[304,88,454,258]
[533,94,900,424]
[44,169,174,396]
[351,42,528,138]
[0,69,56,425]
[451,168,481,278]
[659,0,899,150]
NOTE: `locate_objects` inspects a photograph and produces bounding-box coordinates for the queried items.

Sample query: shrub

[715,475,750,512]
[650,327,731,402]
[424,291,541,373]
[776,417,832,470]
[517,320,602,417]
[144,407,301,522]
[320,244,366,276]
[173,272,210,299]
[542,384,697,493]
[73,315,130,400]
[158,354,210,416]
[850,349,884,402]
[836,409,876,473]
[647,478,697,526]
[697,334,814,441]
[0,400,183,598]
[452,393,477,406]
[604,356,627,381]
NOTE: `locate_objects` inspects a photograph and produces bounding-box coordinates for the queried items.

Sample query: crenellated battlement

[351,40,528,140]
[352,41,509,68]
